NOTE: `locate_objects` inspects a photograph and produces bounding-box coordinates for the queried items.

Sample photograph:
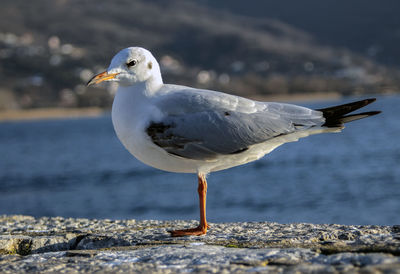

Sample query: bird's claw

[168,225,208,237]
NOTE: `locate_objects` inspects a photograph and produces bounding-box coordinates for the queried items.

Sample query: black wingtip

[316,98,376,113]
[340,110,382,124]
[317,98,380,127]
[365,110,381,116]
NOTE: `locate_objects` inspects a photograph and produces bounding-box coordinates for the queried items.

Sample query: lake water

[0,95,399,225]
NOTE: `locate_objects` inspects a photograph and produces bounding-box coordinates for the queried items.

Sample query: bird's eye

[126,59,137,67]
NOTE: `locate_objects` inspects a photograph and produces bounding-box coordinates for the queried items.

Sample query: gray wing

[147,88,324,160]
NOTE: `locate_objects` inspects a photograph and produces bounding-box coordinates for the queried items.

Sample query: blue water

[0,95,399,225]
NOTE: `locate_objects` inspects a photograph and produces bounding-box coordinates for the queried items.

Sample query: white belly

[111,92,276,174]
[111,87,324,174]
[111,88,203,173]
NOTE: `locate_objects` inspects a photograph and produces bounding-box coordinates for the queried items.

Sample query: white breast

[111,86,204,174]
[111,86,320,175]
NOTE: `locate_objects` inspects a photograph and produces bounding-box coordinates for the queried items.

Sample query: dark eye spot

[147,62,152,69]
[127,59,137,67]
[224,111,230,116]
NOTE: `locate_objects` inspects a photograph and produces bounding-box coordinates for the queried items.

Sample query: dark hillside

[201,0,400,66]
[0,0,398,109]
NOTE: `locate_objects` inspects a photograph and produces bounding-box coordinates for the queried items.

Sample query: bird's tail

[317,98,381,127]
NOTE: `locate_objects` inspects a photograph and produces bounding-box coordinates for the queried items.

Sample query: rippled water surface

[0,95,399,225]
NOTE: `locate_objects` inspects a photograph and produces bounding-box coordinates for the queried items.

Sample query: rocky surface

[0,215,399,273]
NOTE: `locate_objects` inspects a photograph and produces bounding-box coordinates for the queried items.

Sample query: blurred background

[0,0,399,225]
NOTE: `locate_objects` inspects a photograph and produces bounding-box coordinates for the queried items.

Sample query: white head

[87,47,162,88]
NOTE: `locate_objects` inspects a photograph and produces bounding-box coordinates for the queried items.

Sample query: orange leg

[169,174,209,237]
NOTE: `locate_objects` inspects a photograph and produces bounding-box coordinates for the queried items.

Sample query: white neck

[145,72,163,96]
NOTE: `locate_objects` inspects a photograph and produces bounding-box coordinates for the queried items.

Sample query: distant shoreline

[0,107,106,122]
[0,91,390,122]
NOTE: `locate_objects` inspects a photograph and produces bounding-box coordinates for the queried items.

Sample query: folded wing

[147,89,324,160]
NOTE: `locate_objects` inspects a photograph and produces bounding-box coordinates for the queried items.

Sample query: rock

[0,215,399,273]
[0,235,32,255]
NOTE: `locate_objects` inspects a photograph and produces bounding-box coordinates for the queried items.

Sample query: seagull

[87,47,380,236]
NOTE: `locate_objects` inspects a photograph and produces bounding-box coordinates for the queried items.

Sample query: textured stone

[0,215,399,273]
[0,235,32,255]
